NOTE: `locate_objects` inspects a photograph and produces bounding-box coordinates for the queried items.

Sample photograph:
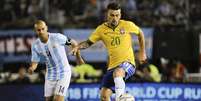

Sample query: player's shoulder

[120,20,136,26]
[49,32,66,39]
[96,22,106,30]
[49,32,62,37]
[32,38,40,45]
[93,22,113,33]
[32,38,40,48]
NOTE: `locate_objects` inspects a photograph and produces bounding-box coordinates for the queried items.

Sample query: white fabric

[31,33,71,80]
[114,77,125,101]
[44,71,71,97]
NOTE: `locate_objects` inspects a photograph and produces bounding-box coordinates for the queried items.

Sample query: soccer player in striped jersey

[28,20,84,101]
[71,2,147,101]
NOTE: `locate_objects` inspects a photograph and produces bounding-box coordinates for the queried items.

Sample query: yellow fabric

[89,20,140,70]
[149,64,161,82]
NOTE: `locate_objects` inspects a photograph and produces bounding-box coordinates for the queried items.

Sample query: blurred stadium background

[0,0,201,101]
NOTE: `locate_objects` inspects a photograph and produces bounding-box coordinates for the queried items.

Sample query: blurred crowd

[0,63,103,84]
[0,0,200,28]
[0,55,191,85]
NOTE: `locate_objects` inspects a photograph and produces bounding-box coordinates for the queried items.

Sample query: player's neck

[107,22,119,30]
[39,33,49,43]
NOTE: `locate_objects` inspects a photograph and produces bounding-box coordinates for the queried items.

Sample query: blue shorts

[100,61,136,92]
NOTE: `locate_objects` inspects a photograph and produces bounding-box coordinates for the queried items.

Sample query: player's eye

[37,29,41,31]
[42,28,44,30]
[110,14,115,17]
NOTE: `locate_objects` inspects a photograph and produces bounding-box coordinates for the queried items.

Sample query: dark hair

[107,2,121,10]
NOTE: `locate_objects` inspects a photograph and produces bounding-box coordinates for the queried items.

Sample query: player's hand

[139,52,147,64]
[28,67,35,74]
[70,39,78,48]
[69,46,79,56]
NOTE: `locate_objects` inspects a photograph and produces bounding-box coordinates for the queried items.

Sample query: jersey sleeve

[89,27,101,43]
[55,33,70,45]
[128,21,141,35]
[31,44,40,62]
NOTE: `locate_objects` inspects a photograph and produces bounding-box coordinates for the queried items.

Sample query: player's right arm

[78,40,94,49]
[28,62,38,74]
[28,43,40,74]
[71,40,94,55]
[71,26,101,55]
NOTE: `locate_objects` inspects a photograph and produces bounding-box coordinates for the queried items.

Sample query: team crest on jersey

[120,28,125,35]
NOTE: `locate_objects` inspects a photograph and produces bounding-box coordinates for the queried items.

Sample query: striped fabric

[31,33,71,80]
[119,61,136,79]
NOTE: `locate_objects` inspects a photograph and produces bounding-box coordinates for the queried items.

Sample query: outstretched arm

[138,30,147,63]
[78,40,94,49]
[71,40,93,55]
[67,39,88,65]
[69,39,78,48]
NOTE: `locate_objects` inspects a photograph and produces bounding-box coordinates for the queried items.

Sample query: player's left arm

[75,50,85,65]
[55,33,85,64]
[67,38,85,65]
[137,29,147,63]
[66,38,77,48]
[128,21,147,63]
[55,33,78,50]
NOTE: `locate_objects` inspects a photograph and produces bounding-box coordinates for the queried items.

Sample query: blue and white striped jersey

[31,33,71,80]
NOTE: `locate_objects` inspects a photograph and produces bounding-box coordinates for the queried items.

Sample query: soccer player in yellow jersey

[72,2,146,101]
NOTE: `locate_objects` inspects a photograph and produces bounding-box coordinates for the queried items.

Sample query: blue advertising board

[0,83,201,101]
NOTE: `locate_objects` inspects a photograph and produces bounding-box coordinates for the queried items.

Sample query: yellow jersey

[89,20,140,70]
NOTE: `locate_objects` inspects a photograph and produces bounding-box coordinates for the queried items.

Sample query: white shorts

[44,71,71,97]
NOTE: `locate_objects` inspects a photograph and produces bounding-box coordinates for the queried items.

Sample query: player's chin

[111,22,117,27]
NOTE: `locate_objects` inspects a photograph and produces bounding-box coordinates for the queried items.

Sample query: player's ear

[46,25,48,31]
